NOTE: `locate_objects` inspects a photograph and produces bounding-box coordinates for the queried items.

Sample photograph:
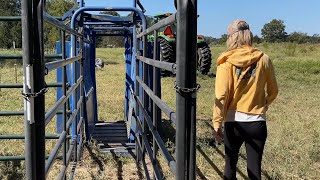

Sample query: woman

[213,20,278,180]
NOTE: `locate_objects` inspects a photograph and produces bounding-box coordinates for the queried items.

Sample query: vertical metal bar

[21,0,46,178]
[132,0,137,8]
[0,69,1,92]
[78,31,84,162]
[152,29,160,179]
[22,0,46,178]
[133,0,141,163]
[188,2,197,179]
[135,46,141,162]
[34,0,46,178]
[14,64,17,83]
[73,36,78,167]
[62,30,67,180]
[142,34,148,165]
[79,0,84,7]
[21,0,35,178]
[176,0,198,179]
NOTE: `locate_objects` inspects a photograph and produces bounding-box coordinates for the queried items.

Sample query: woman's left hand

[213,127,223,144]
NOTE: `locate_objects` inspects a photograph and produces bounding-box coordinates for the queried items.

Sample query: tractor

[149,13,212,76]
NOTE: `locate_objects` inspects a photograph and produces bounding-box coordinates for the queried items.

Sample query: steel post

[22,0,46,179]
[141,16,148,165]
[152,30,161,179]
[175,0,198,179]
[62,30,68,180]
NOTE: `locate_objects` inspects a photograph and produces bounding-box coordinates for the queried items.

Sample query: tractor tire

[158,37,175,76]
[197,42,212,75]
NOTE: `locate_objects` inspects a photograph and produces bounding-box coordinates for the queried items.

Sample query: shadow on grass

[159,120,214,179]
[0,161,24,180]
[128,149,144,180]
[105,61,119,65]
[196,145,224,179]
[111,152,123,180]
[86,144,104,172]
[86,143,144,180]
[148,119,271,179]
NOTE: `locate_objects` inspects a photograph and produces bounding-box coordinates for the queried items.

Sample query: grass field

[0,43,319,179]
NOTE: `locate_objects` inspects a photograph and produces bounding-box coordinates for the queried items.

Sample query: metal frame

[0,0,198,179]
[131,0,198,179]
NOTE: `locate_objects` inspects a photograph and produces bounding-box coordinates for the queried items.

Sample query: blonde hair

[226,20,253,51]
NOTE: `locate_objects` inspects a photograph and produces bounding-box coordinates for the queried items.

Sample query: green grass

[0,43,320,179]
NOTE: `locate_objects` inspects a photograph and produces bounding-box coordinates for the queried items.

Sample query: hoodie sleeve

[265,56,278,107]
[213,63,230,129]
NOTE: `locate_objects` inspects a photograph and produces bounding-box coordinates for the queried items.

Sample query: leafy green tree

[96,11,125,48]
[219,34,228,44]
[45,0,75,47]
[100,11,120,17]
[0,0,22,49]
[287,32,309,44]
[253,35,262,44]
[310,34,320,44]
[203,36,216,45]
[261,19,287,42]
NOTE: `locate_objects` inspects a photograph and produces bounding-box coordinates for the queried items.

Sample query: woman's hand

[213,127,223,144]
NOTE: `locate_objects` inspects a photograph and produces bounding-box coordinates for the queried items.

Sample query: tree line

[205,19,320,46]
[0,0,319,49]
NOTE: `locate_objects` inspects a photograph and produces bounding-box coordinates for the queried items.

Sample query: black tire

[158,37,176,76]
[197,42,212,75]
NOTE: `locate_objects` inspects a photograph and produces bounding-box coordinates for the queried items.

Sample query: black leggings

[223,121,267,180]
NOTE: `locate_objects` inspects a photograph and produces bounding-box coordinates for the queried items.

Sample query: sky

[84,0,320,38]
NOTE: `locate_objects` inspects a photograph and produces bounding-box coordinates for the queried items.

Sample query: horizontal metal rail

[0,16,21,21]
[57,140,76,179]
[137,0,146,13]
[76,117,84,135]
[137,55,176,73]
[92,26,132,31]
[83,22,116,26]
[135,116,162,179]
[134,131,151,180]
[95,34,129,37]
[136,77,176,122]
[0,110,67,117]
[61,3,78,21]
[76,133,84,161]
[84,13,132,23]
[0,134,62,139]
[0,155,63,161]
[135,96,177,173]
[0,16,61,21]
[66,97,82,130]
[44,12,90,44]
[0,54,62,60]
[0,83,63,88]
[45,96,83,176]
[137,13,176,38]
[45,76,82,126]
[45,131,67,175]
[43,12,81,37]
[45,55,82,72]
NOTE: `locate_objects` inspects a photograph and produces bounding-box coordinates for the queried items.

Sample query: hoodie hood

[217,46,264,67]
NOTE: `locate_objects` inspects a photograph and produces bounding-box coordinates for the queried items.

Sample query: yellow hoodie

[213,46,278,129]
